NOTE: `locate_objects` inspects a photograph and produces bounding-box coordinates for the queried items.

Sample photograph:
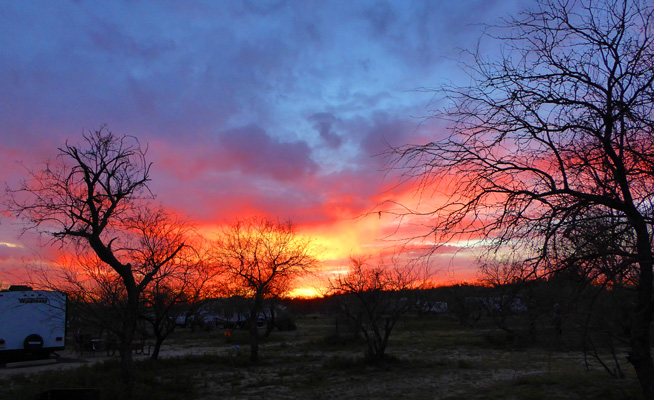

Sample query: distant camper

[0,286,67,361]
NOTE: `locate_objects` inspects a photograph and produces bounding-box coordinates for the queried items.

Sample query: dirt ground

[0,338,228,377]
[0,316,644,399]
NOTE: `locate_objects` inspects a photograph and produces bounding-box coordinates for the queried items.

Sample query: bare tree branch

[390,1,654,396]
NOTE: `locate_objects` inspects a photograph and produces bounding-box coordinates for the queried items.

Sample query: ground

[0,315,643,399]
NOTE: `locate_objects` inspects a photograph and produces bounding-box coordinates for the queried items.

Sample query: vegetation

[3,1,653,399]
[0,309,643,400]
[212,217,317,362]
[5,128,223,394]
[328,256,426,363]
[391,0,654,397]
[6,127,173,395]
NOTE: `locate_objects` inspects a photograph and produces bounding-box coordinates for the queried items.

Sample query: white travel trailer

[0,286,67,359]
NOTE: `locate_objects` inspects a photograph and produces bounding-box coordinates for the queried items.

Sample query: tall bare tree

[6,127,183,395]
[213,217,317,361]
[392,0,654,396]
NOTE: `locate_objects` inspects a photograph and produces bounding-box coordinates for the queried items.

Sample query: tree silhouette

[392,0,654,396]
[213,217,316,361]
[329,257,424,363]
[7,127,183,396]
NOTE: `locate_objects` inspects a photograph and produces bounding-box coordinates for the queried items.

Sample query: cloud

[217,124,318,181]
[243,0,288,15]
[0,242,22,262]
[0,0,530,288]
[308,113,342,149]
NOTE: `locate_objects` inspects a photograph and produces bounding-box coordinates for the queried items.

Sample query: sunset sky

[0,0,528,295]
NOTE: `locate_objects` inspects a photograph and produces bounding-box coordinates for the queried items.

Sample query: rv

[0,286,67,360]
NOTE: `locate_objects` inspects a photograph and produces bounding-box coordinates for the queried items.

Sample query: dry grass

[0,315,643,399]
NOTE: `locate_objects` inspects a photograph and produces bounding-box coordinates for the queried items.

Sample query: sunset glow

[0,1,526,295]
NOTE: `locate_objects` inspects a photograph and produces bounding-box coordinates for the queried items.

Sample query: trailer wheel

[23,334,44,351]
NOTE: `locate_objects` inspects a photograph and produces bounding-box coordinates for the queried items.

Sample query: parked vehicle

[0,286,67,360]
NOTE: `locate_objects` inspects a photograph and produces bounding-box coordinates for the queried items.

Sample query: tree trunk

[628,226,654,399]
[151,335,164,361]
[249,318,259,362]
[118,288,139,398]
[149,319,175,361]
[263,308,275,338]
[119,338,135,397]
[249,296,262,362]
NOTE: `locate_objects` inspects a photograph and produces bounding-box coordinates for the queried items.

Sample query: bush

[275,310,297,331]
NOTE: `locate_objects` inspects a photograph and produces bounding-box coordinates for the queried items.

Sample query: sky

[0,0,528,296]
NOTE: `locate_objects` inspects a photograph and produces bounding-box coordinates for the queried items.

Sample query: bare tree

[125,209,218,360]
[140,236,219,360]
[478,258,529,340]
[57,251,130,342]
[6,127,183,395]
[329,256,424,363]
[213,217,317,361]
[48,208,208,363]
[392,0,654,396]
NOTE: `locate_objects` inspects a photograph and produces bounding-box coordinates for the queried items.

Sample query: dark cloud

[308,113,342,149]
[217,124,318,181]
[86,20,175,59]
[363,1,396,36]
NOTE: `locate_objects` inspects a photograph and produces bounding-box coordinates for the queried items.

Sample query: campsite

[0,291,643,400]
[2,0,654,399]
